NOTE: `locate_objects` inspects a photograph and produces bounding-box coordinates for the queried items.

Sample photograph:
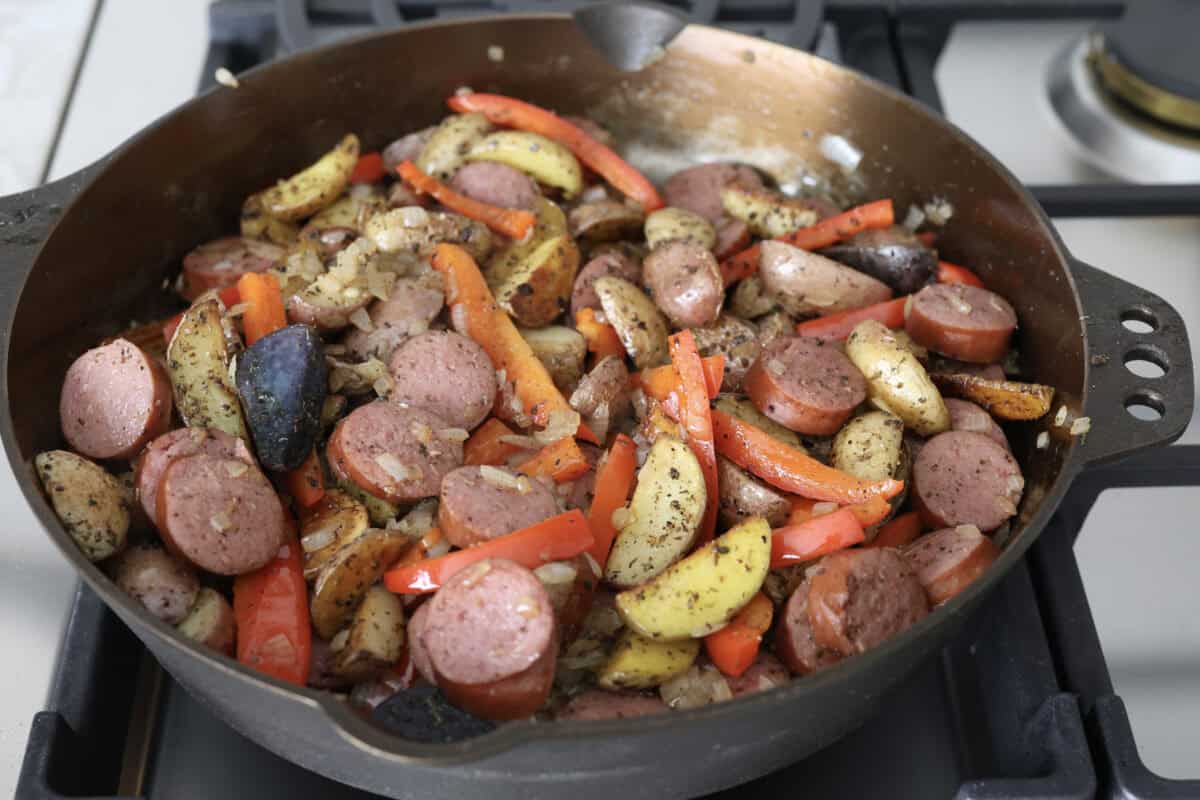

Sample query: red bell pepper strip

[635,354,725,409]
[770,508,866,568]
[446,93,664,212]
[704,592,773,678]
[669,330,719,544]
[795,297,909,341]
[349,151,386,184]
[866,511,924,549]
[585,434,638,567]
[575,308,625,363]
[397,161,536,240]
[937,260,985,288]
[233,531,312,686]
[162,285,240,344]
[464,417,523,466]
[384,509,594,594]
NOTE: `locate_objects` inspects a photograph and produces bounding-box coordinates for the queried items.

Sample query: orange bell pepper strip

[285,449,326,509]
[162,285,241,344]
[704,592,773,678]
[711,408,904,505]
[430,244,597,443]
[384,509,594,594]
[233,530,312,686]
[669,330,719,543]
[575,308,625,362]
[721,199,895,285]
[349,151,386,184]
[236,272,288,346]
[464,417,523,466]
[447,93,664,212]
[397,161,536,240]
[770,508,866,568]
[795,297,909,341]
[634,355,725,409]
[787,494,892,528]
[866,511,924,549]
[518,436,591,483]
[937,260,986,288]
[585,434,637,567]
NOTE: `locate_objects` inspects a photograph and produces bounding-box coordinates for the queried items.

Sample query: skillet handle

[1070,258,1193,467]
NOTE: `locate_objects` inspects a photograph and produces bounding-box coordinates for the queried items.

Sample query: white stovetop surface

[1,6,1197,795]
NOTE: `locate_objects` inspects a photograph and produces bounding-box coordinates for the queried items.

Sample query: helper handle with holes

[1070,259,1193,467]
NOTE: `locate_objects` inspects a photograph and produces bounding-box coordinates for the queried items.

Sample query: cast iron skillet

[0,10,1192,799]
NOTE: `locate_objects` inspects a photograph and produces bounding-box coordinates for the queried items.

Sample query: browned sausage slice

[327,401,463,503]
[905,284,1017,364]
[441,632,558,721]
[642,240,724,328]
[437,465,560,548]
[807,549,929,657]
[135,427,255,526]
[663,163,764,223]
[388,330,497,431]
[904,524,1000,604]
[745,336,866,435]
[156,454,286,575]
[557,690,669,720]
[717,456,791,528]
[570,250,642,318]
[342,276,444,362]
[912,430,1023,532]
[774,578,843,675]
[406,600,436,684]
[449,161,540,210]
[181,236,282,301]
[60,338,173,461]
[945,398,1008,449]
[108,543,200,624]
[726,651,791,697]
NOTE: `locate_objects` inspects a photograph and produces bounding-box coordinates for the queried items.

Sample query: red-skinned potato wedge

[770,507,865,568]
[704,592,773,678]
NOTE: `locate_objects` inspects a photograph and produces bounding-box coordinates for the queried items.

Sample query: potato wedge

[605,436,706,588]
[568,200,644,242]
[712,395,805,450]
[728,274,778,319]
[35,450,129,561]
[594,276,669,369]
[616,517,772,640]
[931,373,1055,421]
[720,185,819,238]
[416,113,492,180]
[166,298,248,439]
[241,192,300,245]
[831,411,905,483]
[260,133,359,222]
[520,325,587,392]
[310,527,409,639]
[300,489,372,580]
[486,198,579,327]
[845,319,949,436]
[597,629,700,690]
[336,478,400,527]
[644,207,716,251]
[467,131,583,197]
[177,587,236,654]
[332,585,405,681]
[365,207,493,262]
[300,187,386,239]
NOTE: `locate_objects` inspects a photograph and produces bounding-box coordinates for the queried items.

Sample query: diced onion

[209,511,232,532]
[480,465,522,490]
[515,475,534,495]
[955,524,982,538]
[819,134,863,173]
[659,665,733,710]
[487,45,505,62]
[1069,416,1091,436]
[411,422,434,446]
[225,461,248,478]
[535,409,581,445]
[765,358,786,377]
[1036,431,1050,450]
[225,302,251,318]
[534,562,578,585]
[923,197,955,225]
[372,375,394,397]
[1053,406,1068,427]
[258,633,296,662]
[349,308,373,332]
[425,536,452,558]
[582,552,602,578]
[611,506,633,530]
[330,629,349,652]
[902,205,925,231]
[301,524,337,553]
[375,453,419,482]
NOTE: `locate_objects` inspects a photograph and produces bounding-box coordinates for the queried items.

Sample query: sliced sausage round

[60,338,173,461]
[905,283,1017,364]
[423,559,556,719]
[808,549,929,657]
[912,430,1023,532]
[156,454,285,575]
[388,331,496,431]
[180,236,282,301]
[327,401,463,503]
[904,524,1000,605]
[717,456,791,528]
[285,290,373,332]
[726,651,791,697]
[343,276,444,363]
[759,241,893,318]
[135,427,255,526]
[663,163,764,223]
[774,578,843,675]
[570,250,642,318]
[745,336,866,435]
[437,465,560,548]
[449,161,540,210]
[642,240,724,328]
[557,690,669,720]
[714,217,752,260]
[381,127,436,174]
[406,600,437,684]
[945,398,1008,450]
[109,543,200,624]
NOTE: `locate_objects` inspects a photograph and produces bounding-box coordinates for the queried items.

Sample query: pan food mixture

[40,92,1059,731]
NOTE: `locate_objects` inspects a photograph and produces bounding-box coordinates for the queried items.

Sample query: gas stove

[13,1,1200,798]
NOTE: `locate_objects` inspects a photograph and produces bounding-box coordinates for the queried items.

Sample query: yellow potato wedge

[832,411,906,483]
[520,325,587,392]
[336,478,400,527]
[416,113,492,180]
[644,207,716,251]
[467,131,583,197]
[299,187,386,239]
[616,517,772,640]
[310,527,409,639]
[260,133,359,222]
[166,298,248,439]
[241,192,300,245]
[845,319,949,436]
[605,436,706,589]
[720,185,819,238]
[597,629,700,690]
[177,587,236,654]
[300,489,371,580]
[487,198,579,327]
[365,207,493,262]
[35,450,130,561]
[594,276,670,369]
[931,373,1055,421]
[568,200,644,242]
[728,274,778,319]
[712,395,806,451]
[332,585,405,681]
